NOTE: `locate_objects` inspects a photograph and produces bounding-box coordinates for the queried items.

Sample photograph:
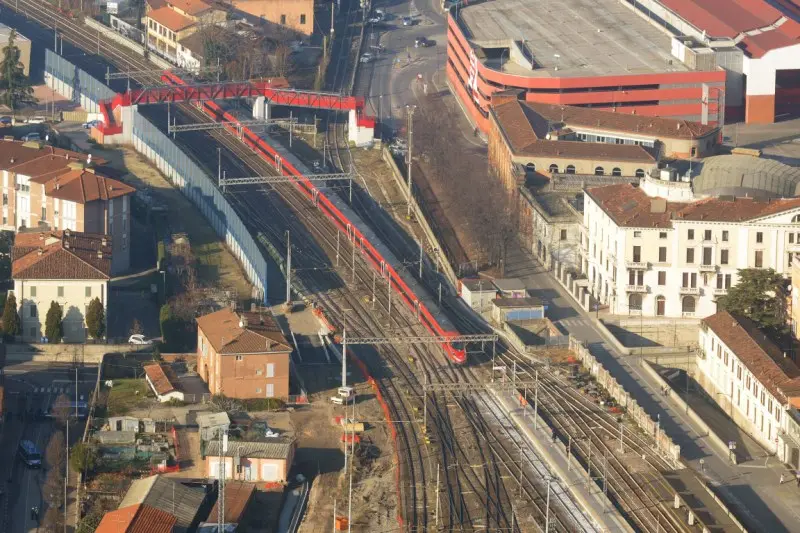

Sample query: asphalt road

[1,362,98,533]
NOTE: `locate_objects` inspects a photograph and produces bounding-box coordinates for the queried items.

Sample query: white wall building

[583,178,800,318]
[12,231,110,343]
[697,311,800,460]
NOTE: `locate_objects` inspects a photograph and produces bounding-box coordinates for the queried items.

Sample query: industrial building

[447,0,800,130]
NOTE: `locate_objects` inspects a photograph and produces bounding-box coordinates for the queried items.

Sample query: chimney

[56,182,60,190]
[64,240,70,249]
[250,302,256,312]
[87,153,92,164]
[97,250,103,259]
[101,237,107,247]
[37,248,43,256]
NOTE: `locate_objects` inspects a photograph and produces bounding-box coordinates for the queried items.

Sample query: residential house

[0,140,134,274]
[519,187,583,271]
[231,0,313,36]
[12,231,111,342]
[205,439,295,482]
[175,30,206,72]
[118,475,209,533]
[96,504,177,533]
[143,364,185,402]
[583,173,800,318]
[145,0,227,61]
[196,307,293,400]
[697,311,800,462]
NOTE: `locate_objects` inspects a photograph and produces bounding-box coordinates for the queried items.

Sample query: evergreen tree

[85,297,105,340]
[1,292,20,337]
[0,30,37,114]
[718,268,788,335]
[45,301,64,343]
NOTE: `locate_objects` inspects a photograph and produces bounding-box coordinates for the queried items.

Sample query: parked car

[359,52,375,63]
[0,116,12,126]
[128,334,153,345]
[402,16,414,26]
[367,15,383,23]
[415,37,434,48]
[25,116,47,124]
[82,120,101,129]
[21,132,41,142]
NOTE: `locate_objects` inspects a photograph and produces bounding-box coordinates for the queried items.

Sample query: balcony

[680,286,700,295]
[713,288,728,297]
[626,260,648,270]
[788,243,800,253]
[626,285,647,293]
[699,263,717,272]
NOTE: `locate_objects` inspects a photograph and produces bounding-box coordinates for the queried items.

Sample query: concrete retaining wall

[6,343,142,363]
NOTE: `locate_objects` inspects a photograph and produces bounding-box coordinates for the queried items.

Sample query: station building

[447,0,800,130]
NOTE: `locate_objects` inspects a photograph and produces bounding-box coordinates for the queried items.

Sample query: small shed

[493,278,527,299]
[96,430,137,445]
[143,364,184,403]
[108,416,139,433]
[459,278,497,312]
[198,412,231,442]
[492,297,546,323]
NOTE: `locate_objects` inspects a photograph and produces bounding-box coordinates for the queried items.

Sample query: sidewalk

[506,243,800,533]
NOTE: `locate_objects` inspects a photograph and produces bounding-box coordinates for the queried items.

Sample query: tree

[45,301,64,343]
[70,442,98,474]
[159,303,173,346]
[1,292,20,337]
[130,318,143,336]
[85,297,105,339]
[718,268,788,335]
[41,506,64,532]
[0,30,37,114]
[52,393,71,429]
[46,430,66,472]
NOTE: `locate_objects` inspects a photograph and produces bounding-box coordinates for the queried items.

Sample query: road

[501,245,800,533]
[1,362,98,533]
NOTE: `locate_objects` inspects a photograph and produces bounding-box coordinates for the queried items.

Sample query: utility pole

[545,477,551,532]
[218,430,227,533]
[435,463,440,527]
[406,105,416,217]
[64,415,68,533]
[285,231,292,306]
[289,111,293,147]
[418,240,423,279]
[533,370,539,430]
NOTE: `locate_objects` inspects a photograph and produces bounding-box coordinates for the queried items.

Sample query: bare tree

[45,431,66,472]
[271,43,294,79]
[52,393,71,429]
[130,318,143,337]
[41,506,64,532]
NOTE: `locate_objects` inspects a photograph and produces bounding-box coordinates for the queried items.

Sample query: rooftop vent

[37,248,43,256]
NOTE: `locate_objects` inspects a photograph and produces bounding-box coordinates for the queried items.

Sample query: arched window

[549,164,559,174]
[682,296,696,315]
[526,162,536,172]
[566,165,576,174]
[612,168,622,177]
[792,214,800,223]
[656,295,665,316]
[594,166,605,176]
[635,169,645,178]
[629,293,642,312]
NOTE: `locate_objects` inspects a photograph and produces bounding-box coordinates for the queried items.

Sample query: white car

[82,120,101,129]
[21,132,41,142]
[25,116,47,124]
[128,334,153,345]
[359,53,375,64]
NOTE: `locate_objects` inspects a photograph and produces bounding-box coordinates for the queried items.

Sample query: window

[85,286,91,298]
[549,164,559,173]
[686,248,694,264]
[702,247,712,265]
[280,14,287,24]
[691,146,697,157]
[658,271,666,285]
[704,230,712,241]
[628,270,643,285]
[30,305,37,318]
[755,250,763,268]
[688,229,695,240]
[300,13,306,24]
[565,165,575,174]
[633,246,641,262]
[716,274,732,289]
[720,249,729,265]
[658,247,667,262]
[57,286,64,297]
[256,369,263,375]
[2,193,6,205]
[682,272,697,288]
[560,229,567,241]
[722,230,729,242]
[594,166,605,176]
[628,293,642,311]
[659,232,667,239]
[791,234,796,244]
[41,206,46,220]
[634,231,642,238]
[635,169,645,178]
[611,168,622,177]
[267,363,275,378]
[756,232,763,244]
[235,355,244,361]
[255,388,262,394]
[30,286,36,297]
[266,383,274,398]
[681,296,696,315]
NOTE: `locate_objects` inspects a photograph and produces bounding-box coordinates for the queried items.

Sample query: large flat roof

[459,0,689,78]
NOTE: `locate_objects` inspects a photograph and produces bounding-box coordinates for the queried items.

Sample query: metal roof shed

[197,412,231,442]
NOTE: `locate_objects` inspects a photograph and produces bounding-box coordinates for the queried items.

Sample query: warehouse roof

[703,312,800,403]
[458,0,688,77]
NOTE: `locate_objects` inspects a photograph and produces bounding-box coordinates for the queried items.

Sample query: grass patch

[106,379,153,416]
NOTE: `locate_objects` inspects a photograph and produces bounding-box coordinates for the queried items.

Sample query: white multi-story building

[697,311,800,460]
[582,170,800,318]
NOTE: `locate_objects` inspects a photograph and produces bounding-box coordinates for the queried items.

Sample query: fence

[549,173,639,191]
[568,336,682,467]
[45,49,116,114]
[132,112,268,300]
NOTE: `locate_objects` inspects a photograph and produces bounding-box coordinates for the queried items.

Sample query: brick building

[196,307,293,399]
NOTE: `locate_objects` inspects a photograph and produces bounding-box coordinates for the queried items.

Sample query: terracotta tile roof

[0,140,106,180]
[586,183,800,228]
[144,364,178,396]
[491,100,656,163]
[703,311,800,402]
[96,504,176,533]
[149,6,196,31]
[196,307,292,355]
[167,0,213,15]
[12,230,112,280]
[39,168,134,204]
[120,475,206,531]
[208,481,255,524]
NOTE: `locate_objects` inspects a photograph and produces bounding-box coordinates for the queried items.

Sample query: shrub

[85,297,105,339]
[1,292,20,338]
